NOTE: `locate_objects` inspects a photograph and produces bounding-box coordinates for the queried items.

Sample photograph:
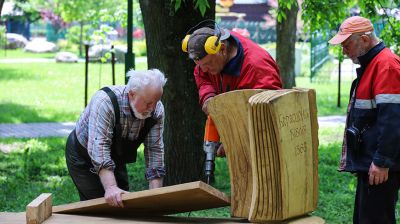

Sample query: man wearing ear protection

[182,20,282,157]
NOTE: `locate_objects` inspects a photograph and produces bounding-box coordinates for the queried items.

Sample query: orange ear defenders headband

[181,20,222,55]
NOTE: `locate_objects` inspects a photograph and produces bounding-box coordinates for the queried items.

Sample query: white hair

[126,69,167,93]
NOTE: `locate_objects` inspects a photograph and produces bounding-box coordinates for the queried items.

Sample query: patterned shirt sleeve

[143,101,166,180]
[87,91,116,173]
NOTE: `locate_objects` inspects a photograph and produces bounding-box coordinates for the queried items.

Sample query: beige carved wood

[1,212,325,224]
[53,181,229,216]
[26,193,52,224]
[208,89,319,222]
[207,89,264,218]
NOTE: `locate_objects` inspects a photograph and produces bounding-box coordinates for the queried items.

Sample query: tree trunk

[276,1,299,88]
[79,22,83,57]
[0,0,4,18]
[139,1,215,186]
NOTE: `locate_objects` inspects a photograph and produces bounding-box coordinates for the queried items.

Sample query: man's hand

[104,185,128,207]
[99,169,128,207]
[368,162,389,185]
[216,144,226,157]
[149,177,163,189]
[202,97,213,115]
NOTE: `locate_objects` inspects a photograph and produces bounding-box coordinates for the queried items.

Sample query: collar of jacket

[356,41,385,77]
[221,34,244,77]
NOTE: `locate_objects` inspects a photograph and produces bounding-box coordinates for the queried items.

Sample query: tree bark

[79,22,83,57]
[0,0,5,18]
[276,1,299,88]
[139,1,215,186]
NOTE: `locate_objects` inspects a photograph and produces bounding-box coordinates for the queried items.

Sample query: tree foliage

[302,0,400,55]
[172,0,211,16]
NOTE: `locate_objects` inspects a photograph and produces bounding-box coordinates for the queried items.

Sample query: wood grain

[1,212,325,224]
[26,193,52,224]
[208,89,319,222]
[247,89,318,222]
[207,89,264,218]
[53,181,229,216]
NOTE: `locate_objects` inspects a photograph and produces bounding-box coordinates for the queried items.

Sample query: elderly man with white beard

[65,69,167,208]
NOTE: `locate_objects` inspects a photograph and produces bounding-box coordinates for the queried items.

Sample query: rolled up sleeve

[143,102,165,180]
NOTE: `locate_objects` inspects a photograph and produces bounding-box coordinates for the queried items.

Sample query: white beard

[130,101,151,119]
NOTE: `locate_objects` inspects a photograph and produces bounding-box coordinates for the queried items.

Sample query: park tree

[302,0,400,55]
[138,0,301,185]
[138,0,213,186]
[276,0,299,88]
[32,0,128,56]
[0,0,4,16]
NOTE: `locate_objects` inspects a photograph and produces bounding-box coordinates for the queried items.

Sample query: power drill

[203,115,220,184]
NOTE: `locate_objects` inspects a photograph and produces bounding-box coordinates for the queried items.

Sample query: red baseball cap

[329,16,374,45]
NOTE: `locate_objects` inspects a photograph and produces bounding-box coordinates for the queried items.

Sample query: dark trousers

[65,130,129,201]
[354,172,400,224]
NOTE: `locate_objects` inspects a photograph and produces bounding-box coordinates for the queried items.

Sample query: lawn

[0,49,365,223]
[0,57,350,124]
[0,61,147,123]
[0,131,368,223]
[0,48,57,59]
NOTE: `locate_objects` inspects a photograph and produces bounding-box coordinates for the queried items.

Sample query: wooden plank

[294,87,319,209]
[207,89,264,218]
[26,193,52,224]
[0,212,324,224]
[53,181,229,216]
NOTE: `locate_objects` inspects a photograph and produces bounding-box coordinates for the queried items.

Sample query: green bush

[0,26,6,49]
[57,39,79,53]
[65,25,91,46]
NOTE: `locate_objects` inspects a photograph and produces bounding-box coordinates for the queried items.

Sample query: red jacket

[341,43,400,172]
[194,31,282,106]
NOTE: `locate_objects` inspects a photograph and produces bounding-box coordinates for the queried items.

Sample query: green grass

[0,63,349,124]
[0,48,352,123]
[0,137,230,215]
[0,48,56,59]
[0,130,375,223]
[297,76,351,116]
[3,134,400,223]
[0,61,147,123]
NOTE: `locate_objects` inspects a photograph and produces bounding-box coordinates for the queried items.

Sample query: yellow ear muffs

[204,35,221,54]
[181,35,190,52]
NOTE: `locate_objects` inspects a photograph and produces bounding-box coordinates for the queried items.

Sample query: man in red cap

[329,16,400,223]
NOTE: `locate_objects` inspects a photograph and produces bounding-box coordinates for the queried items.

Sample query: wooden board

[0,212,325,224]
[247,89,318,222]
[294,88,319,209]
[207,89,264,218]
[53,181,229,216]
[26,193,52,224]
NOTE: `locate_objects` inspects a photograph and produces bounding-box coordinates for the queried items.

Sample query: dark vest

[101,87,157,164]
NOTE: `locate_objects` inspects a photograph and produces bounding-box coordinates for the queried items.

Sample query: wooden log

[207,89,264,218]
[53,181,229,216]
[26,193,52,224]
[247,89,318,222]
[208,89,319,222]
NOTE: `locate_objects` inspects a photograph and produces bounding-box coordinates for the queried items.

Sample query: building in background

[216,0,277,44]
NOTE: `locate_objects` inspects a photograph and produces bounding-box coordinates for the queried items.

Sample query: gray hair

[126,69,167,93]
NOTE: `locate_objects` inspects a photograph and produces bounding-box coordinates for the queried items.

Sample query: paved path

[0,116,346,138]
[0,122,75,138]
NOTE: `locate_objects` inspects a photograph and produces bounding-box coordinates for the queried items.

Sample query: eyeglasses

[341,31,372,50]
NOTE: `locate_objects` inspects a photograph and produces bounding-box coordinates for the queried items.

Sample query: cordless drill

[203,115,220,184]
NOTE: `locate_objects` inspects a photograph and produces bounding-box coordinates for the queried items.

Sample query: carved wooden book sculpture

[208,89,318,222]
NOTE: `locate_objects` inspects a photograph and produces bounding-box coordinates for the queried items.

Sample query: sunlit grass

[0,61,147,123]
